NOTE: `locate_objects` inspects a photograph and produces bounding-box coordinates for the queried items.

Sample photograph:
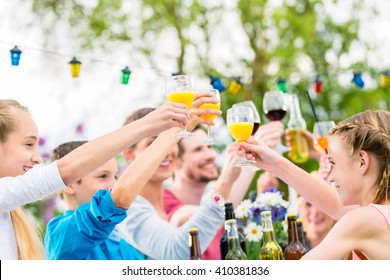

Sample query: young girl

[242,110,390,259]
[0,99,188,260]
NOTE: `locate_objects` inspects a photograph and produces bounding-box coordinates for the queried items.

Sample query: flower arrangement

[235,188,289,260]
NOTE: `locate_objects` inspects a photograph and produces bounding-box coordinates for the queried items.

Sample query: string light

[276,76,288,93]
[313,75,323,94]
[379,71,390,88]
[69,57,82,78]
[121,66,131,85]
[210,76,226,92]
[227,77,243,95]
[9,45,22,66]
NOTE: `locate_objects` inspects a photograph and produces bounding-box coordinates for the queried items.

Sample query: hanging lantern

[10,46,22,66]
[276,76,288,93]
[379,71,390,88]
[351,72,364,88]
[121,66,131,85]
[227,77,243,95]
[210,76,225,92]
[69,57,82,78]
[313,75,323,94]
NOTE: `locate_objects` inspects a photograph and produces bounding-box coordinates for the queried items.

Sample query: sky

[0,0,389,158]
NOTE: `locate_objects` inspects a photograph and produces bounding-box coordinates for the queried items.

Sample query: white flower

[243,222,262,242]
[235,199,252,219]
[256,191,289,209]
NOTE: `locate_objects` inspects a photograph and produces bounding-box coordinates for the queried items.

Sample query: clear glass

[262,90,291,154]
[197,88,221,145]
[226,106,257,167]
[166,75,195,138]
[233,100,261,136]
[313,120,336,153]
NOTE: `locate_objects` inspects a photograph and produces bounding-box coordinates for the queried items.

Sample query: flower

[235,188,289,259]
[234,199,252,219]
[243,222,262,242]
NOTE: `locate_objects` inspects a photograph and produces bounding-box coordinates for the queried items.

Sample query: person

[241,110,390,259]
[118,93,238,260]
[0,99,189,260]
[297,172,336,249]
[163,121,284,259]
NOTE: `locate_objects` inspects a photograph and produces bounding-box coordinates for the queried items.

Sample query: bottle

[287,93,309,164]
[259,211,284,260]
[225,219,247,260]
[296,218,311,252]
[284,213,308,260]
[220,202,246,260]
[188,228,202,260]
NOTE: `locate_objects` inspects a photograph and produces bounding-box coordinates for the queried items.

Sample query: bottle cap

[287,213,297,219]
[188,227,199,233]
[296,218,303,224]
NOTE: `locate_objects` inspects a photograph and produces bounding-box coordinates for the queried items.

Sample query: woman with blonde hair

[242,110,390,259]
[0,99,189,259]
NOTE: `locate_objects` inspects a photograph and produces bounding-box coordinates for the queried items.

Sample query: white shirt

[0,162,66,260]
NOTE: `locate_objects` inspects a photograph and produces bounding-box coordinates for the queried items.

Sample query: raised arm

[57,103,188,185]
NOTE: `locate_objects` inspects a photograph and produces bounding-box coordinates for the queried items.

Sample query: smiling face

[178,129,218,183]
[327,135,363,205]
[131,136,179,183]
[0,108,41,178]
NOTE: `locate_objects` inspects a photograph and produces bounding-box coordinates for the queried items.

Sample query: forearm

[57,120,151,185]
[273,157,346,220]
[111,127,181,209]
[228,168,256,207]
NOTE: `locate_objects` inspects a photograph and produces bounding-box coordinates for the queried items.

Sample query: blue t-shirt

[44,189,145,260]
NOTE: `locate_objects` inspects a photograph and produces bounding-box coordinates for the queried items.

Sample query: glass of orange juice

[227,106,257,167]
[198,88,221,145]
[313,120,336,153]
[166,75,195,138]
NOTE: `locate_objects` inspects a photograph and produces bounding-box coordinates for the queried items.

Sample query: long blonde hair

[0,100,44,259]
[329,110,390,204]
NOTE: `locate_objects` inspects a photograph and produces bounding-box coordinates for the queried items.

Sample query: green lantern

[121,66,131,84]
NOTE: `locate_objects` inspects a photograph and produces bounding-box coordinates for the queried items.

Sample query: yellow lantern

[228,77,243,95]
[380,71,390,88]
[69,57,82,78]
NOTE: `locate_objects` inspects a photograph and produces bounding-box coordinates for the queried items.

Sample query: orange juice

[200,103,221,121]
[167,91,195,109]
[228,122,254,142]
[315,136,328,151]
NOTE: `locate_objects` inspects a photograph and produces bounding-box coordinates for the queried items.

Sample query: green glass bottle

[225,219,247,260]
[259,211,284,260]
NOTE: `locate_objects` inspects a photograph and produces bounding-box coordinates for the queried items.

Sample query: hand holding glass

[166,75,195,138]
[198,88,221,145]
[233,100,261,136]
[227,106,257,167]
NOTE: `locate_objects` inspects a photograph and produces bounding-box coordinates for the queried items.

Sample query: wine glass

[233,100,261,136]
[313,120,336,153]
[198,88,221,145]
[226,106,257,167]
[262,90,290,154]
[166,75,195,138]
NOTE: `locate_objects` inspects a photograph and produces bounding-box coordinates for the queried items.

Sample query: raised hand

[141,102,188,136]
[254,121,284,149]
[285,128,324,161]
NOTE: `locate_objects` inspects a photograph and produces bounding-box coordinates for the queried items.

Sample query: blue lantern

[352,72,364,88]
[10,46,22,66]
[121,66,131,85]
[210,76,225,92]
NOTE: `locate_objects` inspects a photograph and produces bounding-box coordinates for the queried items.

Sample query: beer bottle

[284,213,307,260]
[225,219,247,260]
[259,210,284,260]
[220,202,246,260]
[296,218,311,252]
[188,228,202,260]
[287,93,309,164]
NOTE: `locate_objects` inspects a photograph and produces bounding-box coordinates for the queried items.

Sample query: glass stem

[207,125,213,140]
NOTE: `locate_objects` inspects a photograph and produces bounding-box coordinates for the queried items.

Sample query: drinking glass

[313,120,336,153]
[166,75,195,138]
[198,88,221,145]
[226,106,257,167]
[233,100,261,136]
[262,90,290,154]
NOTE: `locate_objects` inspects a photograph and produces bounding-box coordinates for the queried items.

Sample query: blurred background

[0,0,389,229]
